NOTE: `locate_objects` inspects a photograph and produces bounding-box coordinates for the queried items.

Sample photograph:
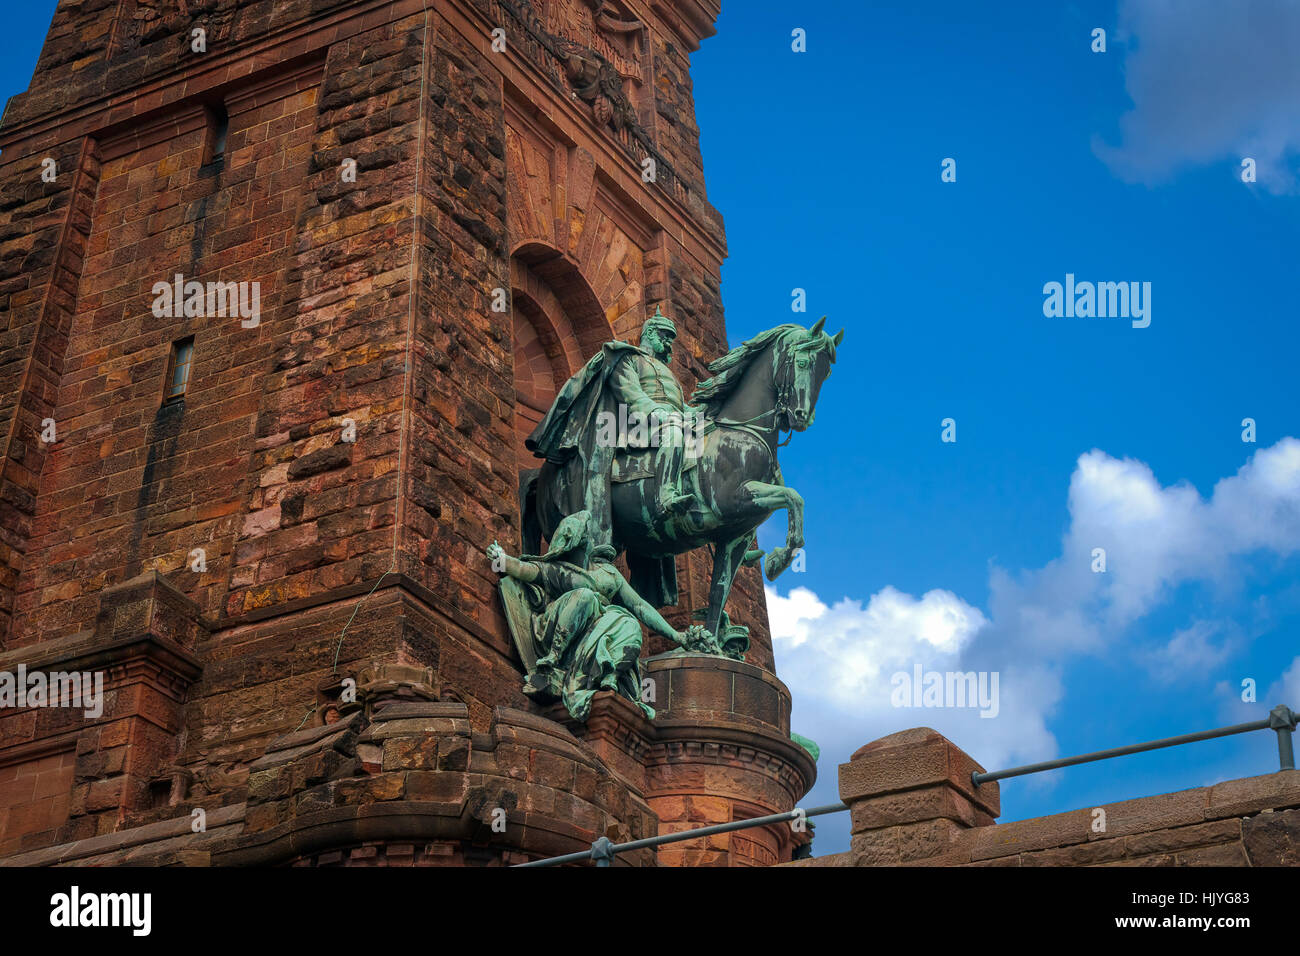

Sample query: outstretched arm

[486,541,540,584]
[615,578,677,639]
[614,578,717,651]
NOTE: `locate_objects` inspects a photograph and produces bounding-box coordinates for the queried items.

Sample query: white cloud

[768,584,986,700]
[995,438,1300,655]
[1271,657,1300,711]
[1095,0,1300,193]
[771,438,1300,811]
[1144,620,1237,682]
[769,583,1057,776]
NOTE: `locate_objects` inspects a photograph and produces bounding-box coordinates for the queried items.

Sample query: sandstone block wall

[0,0,802,865]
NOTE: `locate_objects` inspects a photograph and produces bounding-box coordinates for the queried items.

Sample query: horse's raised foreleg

[705,534,753,640]
[743,479,804,581]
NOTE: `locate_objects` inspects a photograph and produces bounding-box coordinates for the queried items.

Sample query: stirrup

[658,493,693,517]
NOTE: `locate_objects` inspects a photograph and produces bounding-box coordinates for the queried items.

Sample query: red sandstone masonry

[403,10,516,661]
[226,16,427,620]
[0,139,101,643]
[11,74,326,642]
[0,749,75,856]
[0,0,792,865]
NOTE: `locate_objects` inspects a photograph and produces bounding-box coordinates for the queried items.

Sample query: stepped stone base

[3,654,815,866]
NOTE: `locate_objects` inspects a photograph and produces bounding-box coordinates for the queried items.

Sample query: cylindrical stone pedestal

[641,653,817,866]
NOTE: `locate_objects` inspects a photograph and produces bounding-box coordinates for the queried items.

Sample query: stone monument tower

[0,0,815,865]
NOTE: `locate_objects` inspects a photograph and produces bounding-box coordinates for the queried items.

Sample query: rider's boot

[657,491,693,517]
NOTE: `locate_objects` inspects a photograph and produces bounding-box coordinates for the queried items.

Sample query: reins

[703,343,798,449]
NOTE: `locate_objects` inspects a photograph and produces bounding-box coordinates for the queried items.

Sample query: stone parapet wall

[785,727,1300,868]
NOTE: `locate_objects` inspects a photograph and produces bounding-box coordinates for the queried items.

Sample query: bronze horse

[522,318,842,655]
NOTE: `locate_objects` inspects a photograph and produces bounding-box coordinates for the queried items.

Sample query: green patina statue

[525,307,696,533]
[502,309,842,720]
[488,511,718,722]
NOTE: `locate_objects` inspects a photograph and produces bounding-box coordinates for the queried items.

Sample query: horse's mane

[691,324,834,412]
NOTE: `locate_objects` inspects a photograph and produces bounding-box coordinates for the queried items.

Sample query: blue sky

[695,0,1300,854]
[0,6,56,114]
[5,2,1298,859]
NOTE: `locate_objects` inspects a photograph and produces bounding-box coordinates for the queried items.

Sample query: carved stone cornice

[649,0,720,51]
[485,0,696,212]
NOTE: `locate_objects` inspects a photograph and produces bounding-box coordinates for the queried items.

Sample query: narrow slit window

[203,105,229,169]
[211,109,228,158]
[164,338,194,404]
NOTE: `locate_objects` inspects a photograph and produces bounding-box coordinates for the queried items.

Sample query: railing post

[590,836,615,868]
[839,728,1000,864]
[1269,705,1297,771]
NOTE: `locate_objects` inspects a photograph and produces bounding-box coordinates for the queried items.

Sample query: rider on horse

[524,307,696,549]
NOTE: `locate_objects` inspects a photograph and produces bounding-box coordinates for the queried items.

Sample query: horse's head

[692,319,844,438]
[775,317,843,432]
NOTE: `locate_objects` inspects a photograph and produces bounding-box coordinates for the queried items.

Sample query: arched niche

[510,244,612,469]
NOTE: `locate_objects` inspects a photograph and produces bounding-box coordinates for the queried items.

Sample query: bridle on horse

[704,341,802,449]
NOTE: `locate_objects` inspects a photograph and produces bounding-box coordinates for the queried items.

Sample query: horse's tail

[519,467,542,556]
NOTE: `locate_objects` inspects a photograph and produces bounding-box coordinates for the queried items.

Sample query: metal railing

[513,704,1298,867]
[513,801,848,867]
[971,703,1297,787]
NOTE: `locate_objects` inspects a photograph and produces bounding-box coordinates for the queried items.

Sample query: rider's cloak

[525,340,642,464]
[524,341,678,608]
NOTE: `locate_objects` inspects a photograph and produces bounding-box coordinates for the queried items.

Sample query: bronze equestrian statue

[517,309,842,666]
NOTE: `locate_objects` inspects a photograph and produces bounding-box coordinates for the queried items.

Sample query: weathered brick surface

[0,0,801,866]
[1241,807,1300,865]
[0,139,99,642]
[217,703,658,865]
[5,69,330,642]
[225,16,424,620]
[403,12,514,667]
[0,749,75,856]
